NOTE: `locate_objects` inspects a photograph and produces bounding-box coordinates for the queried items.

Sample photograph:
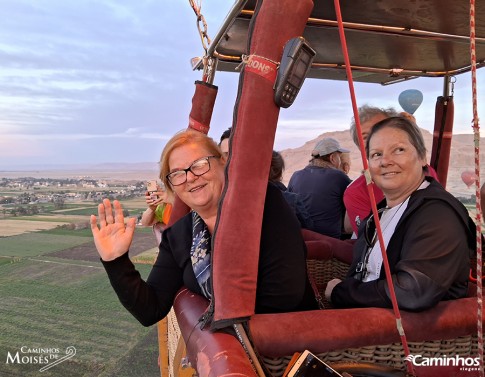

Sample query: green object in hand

[154,203,167,223]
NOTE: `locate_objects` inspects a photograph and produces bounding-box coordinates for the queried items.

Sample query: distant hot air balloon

[398,89,423,115]
[461,170,476,188]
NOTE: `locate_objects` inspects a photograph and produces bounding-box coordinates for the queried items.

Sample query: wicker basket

[165,257,481,376]
[166,308,195,377]
[307,258,349,308]
[261,335,479,376]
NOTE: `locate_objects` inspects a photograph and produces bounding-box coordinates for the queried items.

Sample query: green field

[0,233,92,257]
[51,207,99,216]
[0,259,160,377]
[4,215,77,222]
[51,207,145,216]
[42,228,94,237]
[0,206,163,377]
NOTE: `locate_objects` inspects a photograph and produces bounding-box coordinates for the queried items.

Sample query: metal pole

[443,75,451,97]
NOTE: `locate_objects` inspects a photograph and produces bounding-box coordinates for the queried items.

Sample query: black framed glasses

[364,207,387,248]
[166,156,218,186]
[355,208,386,280]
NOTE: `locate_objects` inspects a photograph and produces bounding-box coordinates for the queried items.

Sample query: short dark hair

[269,151,285,182]
[366,116,427,160]
[219,127,232,145]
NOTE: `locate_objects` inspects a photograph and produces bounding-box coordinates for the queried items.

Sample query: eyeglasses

[166,156,218,186]
[364,207,387,248]
[355,207,386,279]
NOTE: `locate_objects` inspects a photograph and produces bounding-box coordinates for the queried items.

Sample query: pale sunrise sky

[0,0,483,169]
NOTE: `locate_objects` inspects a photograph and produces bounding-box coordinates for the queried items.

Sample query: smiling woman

[367,117,427,208]
[326,116,475,312]
[160,130,225,234]
[90,130,317,327]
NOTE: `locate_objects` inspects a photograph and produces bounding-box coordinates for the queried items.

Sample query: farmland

[0,189,163,377]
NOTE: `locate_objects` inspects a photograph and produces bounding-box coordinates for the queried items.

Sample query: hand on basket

[90,199,136,262]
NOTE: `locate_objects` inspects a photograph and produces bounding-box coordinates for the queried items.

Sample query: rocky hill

[280,129,484,198]
[2,130,482,200]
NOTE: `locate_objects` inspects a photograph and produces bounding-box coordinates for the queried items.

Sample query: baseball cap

[311,137,350,157]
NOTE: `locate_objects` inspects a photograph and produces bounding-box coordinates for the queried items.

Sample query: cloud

[0,130,172,141]
[0,0,483,167]
[0,137,45,158]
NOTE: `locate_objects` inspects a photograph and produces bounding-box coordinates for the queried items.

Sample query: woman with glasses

[91,130,316,326]
[326,117,474,311]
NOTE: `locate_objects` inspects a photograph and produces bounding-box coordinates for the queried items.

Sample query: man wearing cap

[288,138,352,239]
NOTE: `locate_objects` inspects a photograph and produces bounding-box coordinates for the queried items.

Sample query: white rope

[469,0,483,375]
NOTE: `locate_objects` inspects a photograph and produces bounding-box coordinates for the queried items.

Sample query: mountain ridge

[1,131,482,197]
[280,129,484,198]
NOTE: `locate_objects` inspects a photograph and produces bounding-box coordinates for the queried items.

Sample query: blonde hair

[159,130,223,194]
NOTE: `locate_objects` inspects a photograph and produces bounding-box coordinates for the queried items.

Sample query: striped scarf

[190,211,212,299]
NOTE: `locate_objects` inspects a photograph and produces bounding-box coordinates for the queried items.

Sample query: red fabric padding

[430,96,454,188]
[167,81,218,226]
[173,288,257,377]
[212,0,314,327]
[249,297,479,358]
[302,229,355,264]
[166,196,190,227]
[187,80,218,135]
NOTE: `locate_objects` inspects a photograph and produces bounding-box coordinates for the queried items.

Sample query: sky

[0,0,483,170]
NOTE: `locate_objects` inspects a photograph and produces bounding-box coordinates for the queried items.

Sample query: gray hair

[366,116,427,160]
[350,105,399,147]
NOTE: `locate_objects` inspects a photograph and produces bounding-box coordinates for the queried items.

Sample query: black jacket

[102,183,316,326]
[331,177,474,311]
[270,181,315,230]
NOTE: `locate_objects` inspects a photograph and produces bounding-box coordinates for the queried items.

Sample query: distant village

[0,177,147,216]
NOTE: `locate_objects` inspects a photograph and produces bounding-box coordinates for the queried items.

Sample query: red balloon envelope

[461,170,477,188]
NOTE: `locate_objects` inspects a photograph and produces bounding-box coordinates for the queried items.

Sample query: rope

[233,324,267,377]
[188,0,214,83]
[333,1,415,375]
[188,0,201,16]
[469,0,484,375]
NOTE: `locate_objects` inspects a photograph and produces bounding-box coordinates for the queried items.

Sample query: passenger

[344,105,438,234]
[288,138,351,239]
[337,151,352,237]
[90,130,317,326]
[344,105,399,234]
[269,150,314,230]
[219,127,231,158]
[140,182,173,245]
[325,116,473,311]
[339,152,351,175]
[268,150,287,192]
[399,110,418,124]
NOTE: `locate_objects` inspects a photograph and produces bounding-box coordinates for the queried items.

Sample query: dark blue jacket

[288,166,351,238]
[271,181,314,230]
